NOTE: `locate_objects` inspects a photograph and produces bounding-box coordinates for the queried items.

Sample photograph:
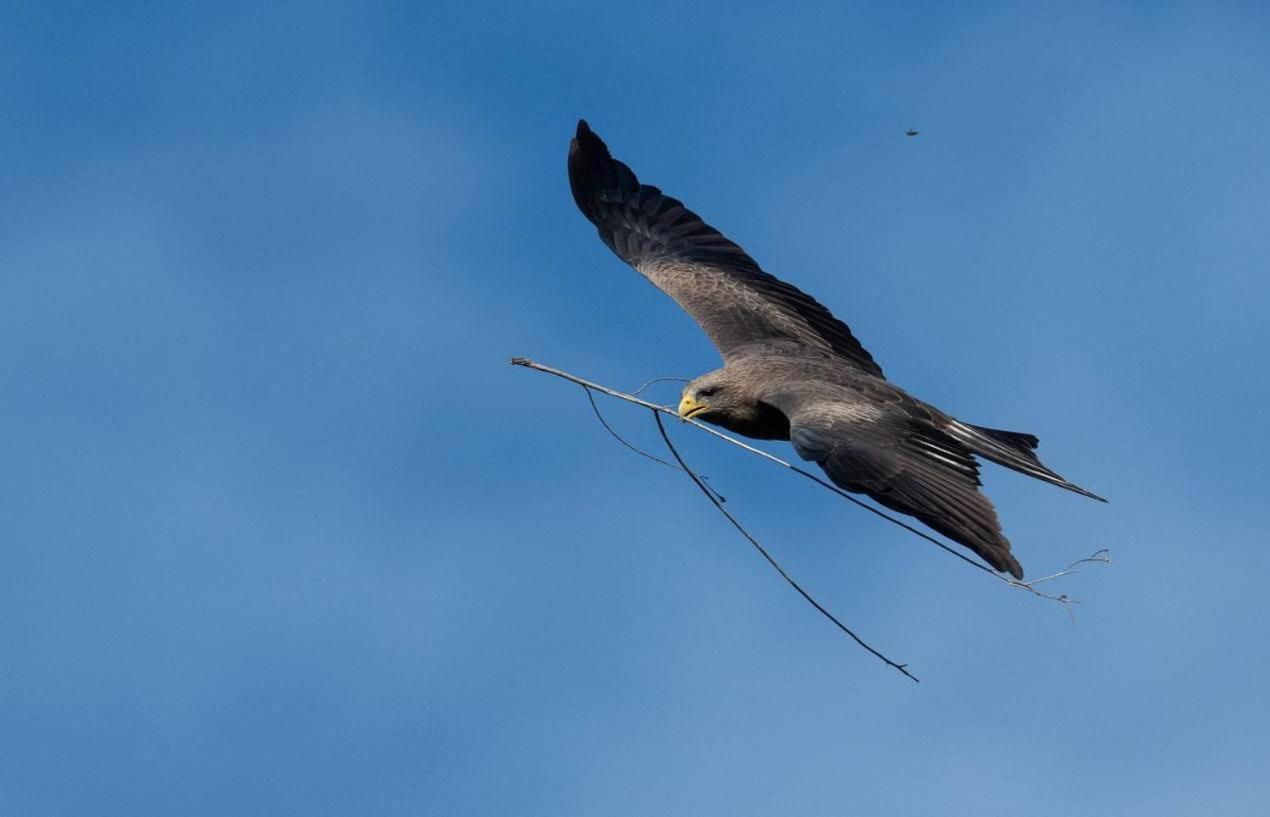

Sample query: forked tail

[946,421,1107,502]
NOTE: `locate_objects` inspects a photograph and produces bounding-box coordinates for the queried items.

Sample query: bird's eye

[698,386,718,397]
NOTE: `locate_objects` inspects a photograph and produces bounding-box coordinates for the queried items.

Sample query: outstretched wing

[568,120,883,377]
[769,386,1023,578]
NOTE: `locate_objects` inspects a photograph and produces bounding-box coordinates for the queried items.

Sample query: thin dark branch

[510,357,1109,607]
[580,385,682,472]
[581,386,727,504]
[654,412,917,682]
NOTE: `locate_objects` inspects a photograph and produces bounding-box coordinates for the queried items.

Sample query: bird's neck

[710,399,791,441]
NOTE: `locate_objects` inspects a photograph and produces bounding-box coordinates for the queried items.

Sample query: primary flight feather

[568,120,1104,579]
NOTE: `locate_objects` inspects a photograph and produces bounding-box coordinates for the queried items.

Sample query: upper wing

[568,120,883,377]
[769,386,1023,578]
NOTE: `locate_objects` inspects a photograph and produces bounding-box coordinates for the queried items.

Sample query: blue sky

[3,2,1269,814]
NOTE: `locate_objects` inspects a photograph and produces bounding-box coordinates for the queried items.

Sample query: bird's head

[677,368,789,439]
[678,370,744,423]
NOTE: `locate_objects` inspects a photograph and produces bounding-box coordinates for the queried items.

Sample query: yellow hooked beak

[678,393,709,420]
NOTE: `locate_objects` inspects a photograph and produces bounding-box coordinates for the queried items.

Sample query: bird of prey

[905,129,919,137]
[567,120,1103,579]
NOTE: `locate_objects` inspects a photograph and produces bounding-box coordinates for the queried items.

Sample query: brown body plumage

[568,120,1104,578]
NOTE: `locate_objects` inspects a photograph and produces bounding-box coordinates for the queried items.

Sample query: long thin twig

[510,357,1108,606]
[654,412,918,681]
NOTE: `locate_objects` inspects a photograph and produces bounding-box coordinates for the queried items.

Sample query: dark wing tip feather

[568,119,639,225]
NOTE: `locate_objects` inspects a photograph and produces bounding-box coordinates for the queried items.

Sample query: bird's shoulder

[730,345,939,426]
[727,343,882,388]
